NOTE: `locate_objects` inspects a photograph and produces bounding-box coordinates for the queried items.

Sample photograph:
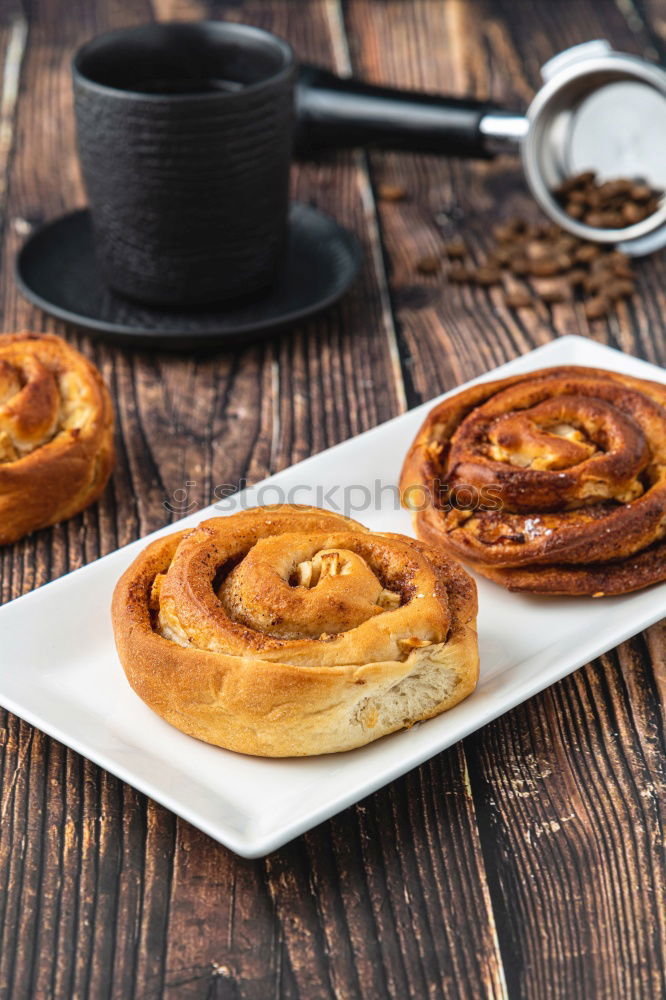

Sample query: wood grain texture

[346,2,666,998]
[0,0,663,997]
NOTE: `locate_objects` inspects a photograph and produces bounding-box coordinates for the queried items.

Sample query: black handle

[294,65,507,159]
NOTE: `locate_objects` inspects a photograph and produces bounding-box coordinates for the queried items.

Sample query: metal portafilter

[295,41,666,256]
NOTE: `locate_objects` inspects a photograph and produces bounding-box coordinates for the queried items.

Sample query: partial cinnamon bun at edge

[0,333,114,544]
[400,366,666,596]
[112,505,479,757]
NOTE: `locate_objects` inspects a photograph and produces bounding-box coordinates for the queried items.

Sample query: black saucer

[16,204,361,350]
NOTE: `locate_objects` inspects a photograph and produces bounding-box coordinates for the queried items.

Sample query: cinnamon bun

[400,366,666,595]
[112,505,479,756]
[0,333,114,544]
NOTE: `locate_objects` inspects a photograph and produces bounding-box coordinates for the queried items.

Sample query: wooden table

[0,1,664,997]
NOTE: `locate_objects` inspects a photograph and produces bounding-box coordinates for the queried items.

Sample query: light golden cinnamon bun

[0,333,114,544]
[112,505,479,757]
[400,366,666,596]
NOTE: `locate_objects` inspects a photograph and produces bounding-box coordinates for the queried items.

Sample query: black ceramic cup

[72,22,295,306]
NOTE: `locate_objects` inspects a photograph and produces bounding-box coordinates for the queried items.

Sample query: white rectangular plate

[1,336,664,857]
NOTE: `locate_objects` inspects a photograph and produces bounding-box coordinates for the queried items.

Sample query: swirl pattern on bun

[0,333,114,544]
[400,366,666,596]
[112,505,479,757]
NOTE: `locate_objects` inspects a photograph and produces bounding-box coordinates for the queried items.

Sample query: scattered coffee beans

[554,172,662,229]
[474,266,502,286]
[584,295,610,320]
[407,173,650,318]
[415,254,441,275]
[444,237,467,259]
[538,282,566,304]
[431,213,639,320]
[378,183,408,203]
[503,288,534,309]
[448,263,474,283]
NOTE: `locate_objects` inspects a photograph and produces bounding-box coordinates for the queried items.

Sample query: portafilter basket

[296,40,666,255]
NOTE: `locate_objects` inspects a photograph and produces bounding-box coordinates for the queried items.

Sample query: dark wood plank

[346,1,666,997]
[468,623,666,999]
[157,3,503,998]
[0,1,505,998]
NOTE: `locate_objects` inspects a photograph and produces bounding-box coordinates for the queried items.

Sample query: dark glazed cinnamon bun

[401,366,666,595]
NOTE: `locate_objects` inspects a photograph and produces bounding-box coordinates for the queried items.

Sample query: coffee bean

[555,170,596,196]
[631,183,652,202]
[416,255,441,275]
[606,279,636,300]
[527,240,551,260]
[448,263,474,282]
[584,273,606,294]
[585,190,603,209]
[573,244,599,265]
[509,255,531,276]
[589,256,615,274]
[584,295,610,320]
[378,183,408,202]
[598,179,633,198]
[492,223,519,243]
[608,262,630,279]
[555,234,579,253]
[444,237,467,259]
[565,202,585,219]
[493,246,513,266]
[538,282,567,304]
[622,201,645,226]
[474,266,502,286]
[600,211,625,228]
[610,261,636,281]
[567,268,587,288]
[530,255,569,276]
[503,289,533,309]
